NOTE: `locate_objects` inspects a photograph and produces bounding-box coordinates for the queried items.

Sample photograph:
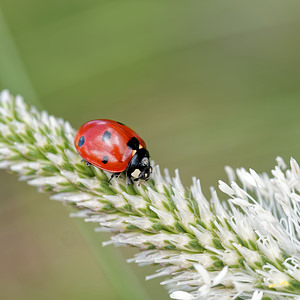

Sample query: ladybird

[74,119,152,184]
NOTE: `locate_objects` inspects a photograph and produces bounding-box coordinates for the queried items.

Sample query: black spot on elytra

[102,156,109,164]
[102,130,111,142]
[117,121,125,125]
[78,136,85,147]
[127,137,139,150]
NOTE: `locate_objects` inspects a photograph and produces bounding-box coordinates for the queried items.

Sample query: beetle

[74,119,152,184]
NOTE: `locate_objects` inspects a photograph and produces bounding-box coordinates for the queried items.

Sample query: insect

[74,119,152,184]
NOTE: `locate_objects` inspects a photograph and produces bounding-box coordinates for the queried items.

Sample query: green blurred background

[1,0,300,299]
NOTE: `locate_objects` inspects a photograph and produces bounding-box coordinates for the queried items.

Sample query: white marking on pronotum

[131,169,141,178]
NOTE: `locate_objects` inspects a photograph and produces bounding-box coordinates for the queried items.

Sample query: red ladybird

[74,119,152,183]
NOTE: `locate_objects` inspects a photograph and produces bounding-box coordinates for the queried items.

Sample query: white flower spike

[0,90,300,299]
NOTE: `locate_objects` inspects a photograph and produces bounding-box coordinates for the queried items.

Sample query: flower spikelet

[0,90,300,299]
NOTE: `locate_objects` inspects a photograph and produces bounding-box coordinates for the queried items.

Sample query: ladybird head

[127,148,152,182]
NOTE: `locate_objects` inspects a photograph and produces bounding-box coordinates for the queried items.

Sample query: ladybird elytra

[74,119,152,184]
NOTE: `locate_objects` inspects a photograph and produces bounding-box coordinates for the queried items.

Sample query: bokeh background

[1,1,300,299]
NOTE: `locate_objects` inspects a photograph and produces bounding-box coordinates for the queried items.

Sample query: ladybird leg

[81,159,92,166]
[108,172,121,182]
[126,175,133,185]
[125,163,135,184]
